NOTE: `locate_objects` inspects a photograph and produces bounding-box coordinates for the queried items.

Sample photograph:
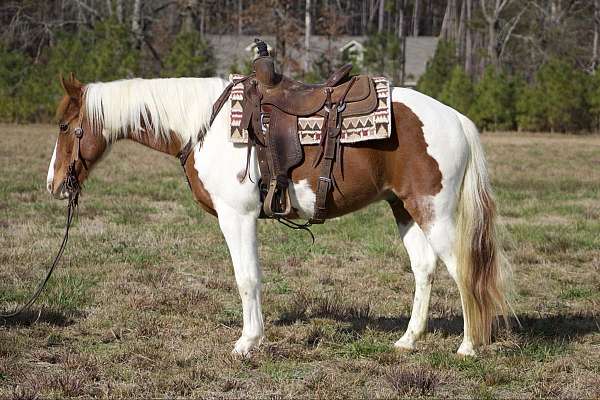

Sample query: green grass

[0,126,599,399]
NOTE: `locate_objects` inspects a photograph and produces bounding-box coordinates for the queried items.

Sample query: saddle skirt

[229,74,392,145]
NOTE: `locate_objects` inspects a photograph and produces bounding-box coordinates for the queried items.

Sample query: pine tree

[470,66,516,131]
[587,70,600,132]
[162,30,216,78]
[516,58,588,132]
[0,44,31,121]
[416,40,458,99]
[438,65,473,115]
[363,32,402,83]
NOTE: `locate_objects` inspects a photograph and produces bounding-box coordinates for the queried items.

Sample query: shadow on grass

[515,313,599,340]
[0,307,81,328]
[276,295,599,343]
[349,314,598,342]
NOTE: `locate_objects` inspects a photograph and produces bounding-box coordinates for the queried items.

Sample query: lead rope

[1,116,85,320]
[0,163,80,319]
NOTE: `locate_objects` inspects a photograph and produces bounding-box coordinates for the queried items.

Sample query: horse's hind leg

[390,202,438,351]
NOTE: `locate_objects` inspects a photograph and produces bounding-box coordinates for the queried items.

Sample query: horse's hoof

[394,338,416,352]
[232,335,262,357]
[456,342,477,357]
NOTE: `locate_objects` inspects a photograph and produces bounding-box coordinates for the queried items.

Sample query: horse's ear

[69,72,82,87]
[59,72,83,99]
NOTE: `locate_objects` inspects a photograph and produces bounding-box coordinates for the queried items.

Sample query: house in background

[207,35,438,87]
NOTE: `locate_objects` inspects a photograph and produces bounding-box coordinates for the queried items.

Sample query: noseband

[0,121,87,319]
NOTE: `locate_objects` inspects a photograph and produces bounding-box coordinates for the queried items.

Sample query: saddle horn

[254,38,269,57]
[253,38,278,87]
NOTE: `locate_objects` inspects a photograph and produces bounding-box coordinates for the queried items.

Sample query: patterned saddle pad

[228,75,392,145]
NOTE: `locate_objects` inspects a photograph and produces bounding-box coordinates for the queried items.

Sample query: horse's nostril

[47,181,53,193]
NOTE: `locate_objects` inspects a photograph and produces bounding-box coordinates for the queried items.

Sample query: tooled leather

[258,76,372,117]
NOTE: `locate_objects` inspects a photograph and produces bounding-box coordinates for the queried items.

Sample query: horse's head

[46,73,107,199]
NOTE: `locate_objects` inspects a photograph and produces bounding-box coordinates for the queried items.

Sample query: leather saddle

[211,39,379,223]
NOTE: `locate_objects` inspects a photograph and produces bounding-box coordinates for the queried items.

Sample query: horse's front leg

[215,201,264,356]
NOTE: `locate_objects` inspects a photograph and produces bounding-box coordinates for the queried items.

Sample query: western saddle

[210,39,378,224]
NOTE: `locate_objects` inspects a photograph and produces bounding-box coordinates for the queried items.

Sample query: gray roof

[207,35,438,84]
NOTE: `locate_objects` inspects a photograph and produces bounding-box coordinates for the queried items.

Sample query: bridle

[0,116,87,319]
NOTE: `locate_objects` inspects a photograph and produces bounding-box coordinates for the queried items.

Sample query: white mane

[84,77,228,147]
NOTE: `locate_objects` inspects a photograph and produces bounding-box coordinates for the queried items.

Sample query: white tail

[455,113,511,345]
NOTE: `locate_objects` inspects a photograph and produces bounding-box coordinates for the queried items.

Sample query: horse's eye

[59,122,68,132]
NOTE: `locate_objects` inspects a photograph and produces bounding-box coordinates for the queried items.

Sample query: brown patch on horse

[183,152,217,216]
[289,101,442,229]
[387,102,442,228]
[131,128,183,156]
[125,127,216,217]
[121,126,217,216]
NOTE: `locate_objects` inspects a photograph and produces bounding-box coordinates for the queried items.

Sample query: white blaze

[46,141,57,193]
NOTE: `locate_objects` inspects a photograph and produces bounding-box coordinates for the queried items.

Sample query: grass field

[1,124,599,399]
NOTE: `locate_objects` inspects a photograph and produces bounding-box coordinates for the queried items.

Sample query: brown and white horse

[47,73,510,357]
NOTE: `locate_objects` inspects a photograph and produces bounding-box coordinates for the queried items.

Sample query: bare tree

[440,0,459,41]
[378,0,385,33]
[464,0,473,73]
[305,0,311,71]
[592,0,599,70]
[116,0,123,23]
[132,0,143,48]
[238,0,242,35]
[412,0,420,36]
[480,0,515,69]
[181,0,198,33]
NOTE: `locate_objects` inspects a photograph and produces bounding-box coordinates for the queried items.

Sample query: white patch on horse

[392,87,468,231]
[84,77,226,149]
[46,140,57,193]
[288,179,316,219]
[391,87,479,355]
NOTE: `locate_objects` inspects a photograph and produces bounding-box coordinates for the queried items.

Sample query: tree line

[0,0,599,132]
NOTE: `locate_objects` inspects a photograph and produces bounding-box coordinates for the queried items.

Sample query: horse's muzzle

[49,181,69,200]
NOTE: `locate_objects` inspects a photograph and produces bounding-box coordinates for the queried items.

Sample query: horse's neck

[123,128,183,158]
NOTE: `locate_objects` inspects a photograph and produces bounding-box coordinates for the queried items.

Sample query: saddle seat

[255,59,375,117]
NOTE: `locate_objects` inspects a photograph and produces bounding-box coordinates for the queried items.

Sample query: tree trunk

[465,0,473,74]
[397,0,404,38]
[440,0,458,41]
[116,0,123,23]
[488,23,498,68]
[106,0,113,17]
[182,0,198,33]
[480,0,513,70]
[594,0,599,70]
[305,0,311,72]
[398,0,405,84]
[412,0,420,36]
[132,0,143,48]
[238,0,242,35]
[378,0,385,33]
[457,0,466,58]
[200,0,205,36]
[368,0,377,32]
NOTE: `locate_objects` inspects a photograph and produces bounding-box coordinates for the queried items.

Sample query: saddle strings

[275,217,315,244]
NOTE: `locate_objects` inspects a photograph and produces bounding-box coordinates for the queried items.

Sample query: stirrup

[263,179,292,217]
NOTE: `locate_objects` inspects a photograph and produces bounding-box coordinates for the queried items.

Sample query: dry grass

[1,125,599,398]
